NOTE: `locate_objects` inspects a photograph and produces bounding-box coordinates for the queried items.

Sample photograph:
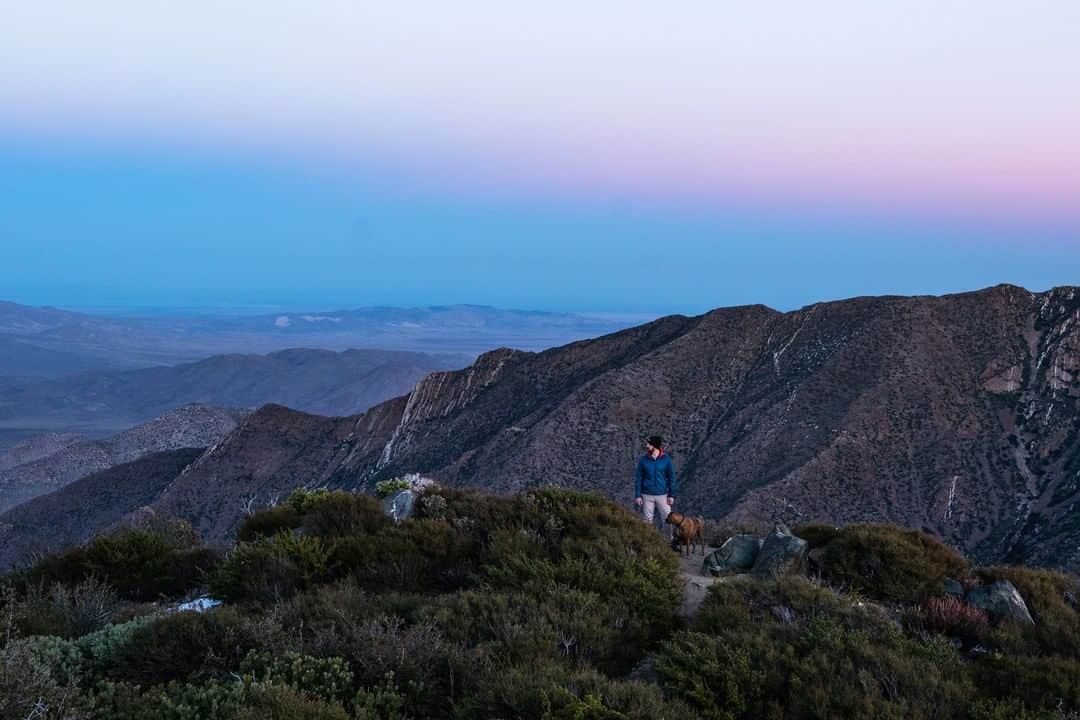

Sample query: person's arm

[634,458,644,499]
[666,457,676,500]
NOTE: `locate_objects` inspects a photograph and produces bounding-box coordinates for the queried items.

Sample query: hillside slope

[98,285,1080,572]
[0,404,246,513]
[0,448,204,568]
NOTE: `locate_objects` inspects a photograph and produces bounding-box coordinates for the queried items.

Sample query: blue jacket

[634,453,676,498]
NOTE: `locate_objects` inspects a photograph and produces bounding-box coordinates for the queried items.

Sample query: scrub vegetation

[1,488,1076,719]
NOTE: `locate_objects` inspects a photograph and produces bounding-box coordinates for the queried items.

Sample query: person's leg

[642,495,657,526]
[655,496,672,538]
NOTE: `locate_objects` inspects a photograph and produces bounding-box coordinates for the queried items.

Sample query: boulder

[965,580,1035,625]
[381,490,417,522]
[942,577,965,598]
[703,534,762,577]
[750,523,808,580]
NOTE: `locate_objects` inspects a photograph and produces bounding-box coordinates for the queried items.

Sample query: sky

[1,1,1077,315]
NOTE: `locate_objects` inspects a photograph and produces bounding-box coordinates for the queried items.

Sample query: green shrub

[24,615,156,686]
[968,697,1068,720]
[329,614,469,715]
[970,654,1080,713]
[327,520,477,593]
[102,607,274,685]
[457,660,693,720]
[663,577,976,720]
[25,530,219,601]
[91,678,351,720]
[240,650,355,703]
[211,538,304,604]
[434,584,636,669]
[411,486,519,537]
[237,504,301,541]
[352,673,409,720]
[300,491,387,539]
[235,684,350,720]
[211,532,332,604]
[820,524,968,603]
[374,478,411,499]
[90,679,248,720]
[792,521,841,548]
[654,631,762,720]
[0,638,85,720]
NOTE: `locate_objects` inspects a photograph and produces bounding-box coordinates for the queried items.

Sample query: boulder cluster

[703,523,1037,626]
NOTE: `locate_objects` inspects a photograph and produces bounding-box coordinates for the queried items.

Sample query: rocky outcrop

[966,580,1035,625]
[751,524,809,580]
[703,535,762,577]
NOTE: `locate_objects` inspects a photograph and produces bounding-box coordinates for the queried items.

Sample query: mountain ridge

[2,284,1076,574]
[143,284,1079,573]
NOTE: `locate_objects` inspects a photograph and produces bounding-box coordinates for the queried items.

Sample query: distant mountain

[0,347,464,442]
[143,285,1078,575]
[0,404,246,513]
[0,448,204,569]
[0,335,135,382]
[0,432,86,471]
[0,301,637,377]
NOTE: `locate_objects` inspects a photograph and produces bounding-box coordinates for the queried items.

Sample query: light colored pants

[641,494,671,532]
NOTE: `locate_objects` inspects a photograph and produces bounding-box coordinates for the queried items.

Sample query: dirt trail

[676,545,722,617]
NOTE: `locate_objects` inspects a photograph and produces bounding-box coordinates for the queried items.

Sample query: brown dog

[665,511,706,556]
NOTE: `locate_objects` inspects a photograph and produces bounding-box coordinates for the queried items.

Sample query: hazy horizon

[5,277,1076,321]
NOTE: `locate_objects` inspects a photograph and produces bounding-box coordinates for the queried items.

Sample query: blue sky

[1,2,1077,314]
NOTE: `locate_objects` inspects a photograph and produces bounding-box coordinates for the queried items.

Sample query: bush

[25,614,157,686]
[457,660,693,720]
[374,478,411,499]
[329,614,469,716]
[968,697,1070,720]
[792,521,841,549]
[240,650,355,703]
[102,607,276,685]
[0,638,86,720]
[820,524,968,603]
[25,530,219,601]
[970,654,1080,714]
[654,631,763,720]
[434,584,636,669]
[235,684,350,720]
[352,674,409,720]
[16,576,118,639]
[237,504,301,541]
[661,576,976,720]
[90,679,248,720]
[91,680,351,720]
[211,533,331,604]
[300,491,387,539]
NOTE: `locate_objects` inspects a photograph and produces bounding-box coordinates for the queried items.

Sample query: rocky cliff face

[17,285,1076,574]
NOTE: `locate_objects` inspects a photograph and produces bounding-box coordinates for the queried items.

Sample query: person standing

[634,435,676,532]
